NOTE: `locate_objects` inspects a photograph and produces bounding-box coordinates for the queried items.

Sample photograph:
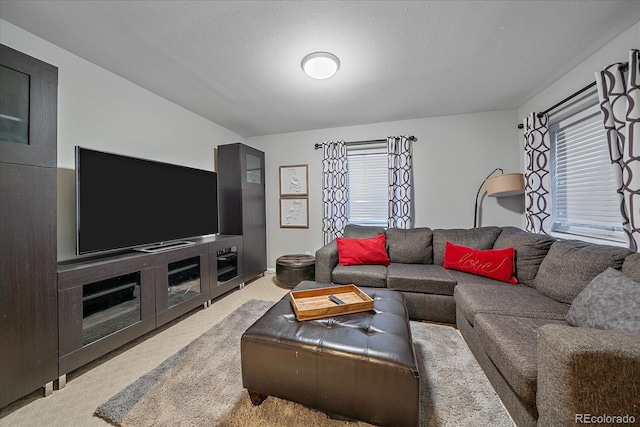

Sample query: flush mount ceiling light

[301,52,340,79]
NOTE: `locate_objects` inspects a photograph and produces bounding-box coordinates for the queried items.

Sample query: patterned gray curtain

[387,136,413,229]
[322,141,349,244]
[523,113,551,234]
[596,49,640,251]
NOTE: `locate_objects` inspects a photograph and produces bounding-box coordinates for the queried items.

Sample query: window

[347,143,388,226]
[549,101,625,244]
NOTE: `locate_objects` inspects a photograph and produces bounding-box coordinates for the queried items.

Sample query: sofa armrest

[537,324,640,426]
[315,241,338,283]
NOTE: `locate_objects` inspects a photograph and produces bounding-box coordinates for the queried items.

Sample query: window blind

[550,104,624,243]
[347,144,388,226]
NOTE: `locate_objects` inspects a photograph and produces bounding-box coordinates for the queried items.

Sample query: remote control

[328,294,345,305]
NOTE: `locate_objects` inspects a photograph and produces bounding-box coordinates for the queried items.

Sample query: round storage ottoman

[275,254,315,289]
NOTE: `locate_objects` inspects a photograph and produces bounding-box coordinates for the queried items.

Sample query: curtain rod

[314,135,415,150]
[517,61,629,130]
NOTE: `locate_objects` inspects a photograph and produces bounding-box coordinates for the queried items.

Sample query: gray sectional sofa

[315,224,640,427]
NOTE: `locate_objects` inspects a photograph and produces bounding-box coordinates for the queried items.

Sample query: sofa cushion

[475,314,566,406]
[386,227,433,264]
[336,234,390,266]
[445,269,507,287]
[387,264,457,295]
[402,292,457,323]
[454,280,570,326]
[443,242,517,284]
[331,264,387,288]
[566,267,640,333]
[534,239,633,304]
[493,227,555,287]
[432,227,502,266]
[344,224,386,239]
[622,252,640,282]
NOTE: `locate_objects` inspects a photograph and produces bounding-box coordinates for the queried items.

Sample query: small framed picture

[280,197,309,228]
[280,164,308,196]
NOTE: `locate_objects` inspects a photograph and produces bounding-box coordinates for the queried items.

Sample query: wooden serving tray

[290,284,374,321]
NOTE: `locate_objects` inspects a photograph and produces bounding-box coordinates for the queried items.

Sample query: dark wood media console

[56,235,243,381]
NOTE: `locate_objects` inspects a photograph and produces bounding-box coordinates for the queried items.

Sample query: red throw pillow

[443,241,517,284]
[336,234,391,267]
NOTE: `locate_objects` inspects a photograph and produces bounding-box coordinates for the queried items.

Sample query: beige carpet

[0,274,514,426]
[94,299,279,426]
[0,274,288,427]
[94,299,513,426]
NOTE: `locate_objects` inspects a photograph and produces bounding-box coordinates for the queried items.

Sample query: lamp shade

[486,173,524,197]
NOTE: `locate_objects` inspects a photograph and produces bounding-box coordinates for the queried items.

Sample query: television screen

[76,147,218,255]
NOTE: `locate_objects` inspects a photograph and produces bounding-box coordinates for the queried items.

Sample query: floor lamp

[474,168,525,227]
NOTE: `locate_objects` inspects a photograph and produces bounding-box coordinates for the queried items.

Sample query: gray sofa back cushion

[622,252,640,282]
[386,227,433,264]
[534,239,634,304]
[344,224,386,239]
[493,227,556,287]
[566,267,640,333]
[432,227,502,266]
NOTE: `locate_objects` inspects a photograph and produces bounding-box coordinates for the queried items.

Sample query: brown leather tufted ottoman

[241,281,419,427]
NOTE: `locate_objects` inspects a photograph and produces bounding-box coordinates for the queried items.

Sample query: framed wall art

[279,164,308,196]
[280,197,309,228]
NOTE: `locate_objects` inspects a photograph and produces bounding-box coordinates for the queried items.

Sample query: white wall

[248,21,640,270]
[517,22,639,121]
[1,19,244,261]
[515,21,639,244]
[6,16,634,266]
[517,21,639,160]
[247,110,523,269]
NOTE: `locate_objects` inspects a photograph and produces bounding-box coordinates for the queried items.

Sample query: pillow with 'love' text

[443,241,517,284]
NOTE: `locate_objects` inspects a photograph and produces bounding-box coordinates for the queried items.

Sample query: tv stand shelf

[168,262,199,275]
[82,282,136,302]
[57,235,243,378]
[217,265,236,276]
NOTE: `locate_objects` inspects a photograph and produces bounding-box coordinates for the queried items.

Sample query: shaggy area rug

[95,299,513,426]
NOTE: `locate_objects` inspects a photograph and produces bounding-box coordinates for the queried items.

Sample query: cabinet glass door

[246,153,262,184]
[82,273,141,345]
[167,257,202,308]
[0,65,29,145]
[217,246,238,283]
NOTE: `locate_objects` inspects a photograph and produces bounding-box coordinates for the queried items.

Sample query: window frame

[345,142,388,227]
[548,95,626,246]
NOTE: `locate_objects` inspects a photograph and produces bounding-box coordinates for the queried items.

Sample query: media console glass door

[168,257,202,308]
[217,246,239,283]
[82,273,142,345]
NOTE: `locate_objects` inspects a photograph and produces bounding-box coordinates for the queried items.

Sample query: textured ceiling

[1,1,639,137]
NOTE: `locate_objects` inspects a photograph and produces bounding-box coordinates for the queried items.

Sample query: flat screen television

[76,146,218,255]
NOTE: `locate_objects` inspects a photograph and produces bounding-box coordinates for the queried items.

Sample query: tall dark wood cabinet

[0,45,58,407]
[217,143,267,282]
